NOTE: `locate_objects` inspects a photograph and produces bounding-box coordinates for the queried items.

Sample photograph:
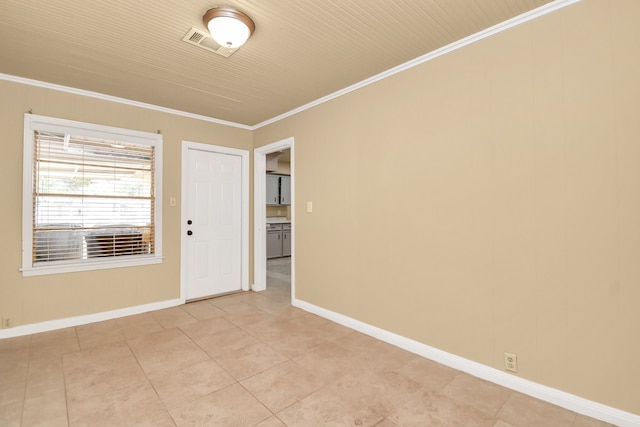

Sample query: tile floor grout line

[235,378,278,424]
[180,321,243,386]
[123,338,172,419]
[19,340,33,427]
[493,388,515,420]
[61,349,72,427]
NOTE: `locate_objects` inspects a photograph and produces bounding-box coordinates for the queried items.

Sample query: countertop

[266,217,291,224]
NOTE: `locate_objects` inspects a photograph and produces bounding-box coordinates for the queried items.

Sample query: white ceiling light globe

[208,16,251,48]
[203,7,255,50]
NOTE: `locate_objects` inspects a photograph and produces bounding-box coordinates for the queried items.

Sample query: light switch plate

[306,202,313,213]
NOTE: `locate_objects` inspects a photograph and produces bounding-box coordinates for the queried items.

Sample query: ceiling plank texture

[0,0,553,126]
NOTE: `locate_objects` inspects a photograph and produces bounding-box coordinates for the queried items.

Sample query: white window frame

[22,114,163,276]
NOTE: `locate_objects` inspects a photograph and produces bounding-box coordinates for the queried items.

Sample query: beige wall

[0,80,252,326]
[254,0,640,415]
[276,159,291,175]
[266,206,290,219]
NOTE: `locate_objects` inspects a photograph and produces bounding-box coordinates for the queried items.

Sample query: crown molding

[0,73,252,130]
[252,0,582,129]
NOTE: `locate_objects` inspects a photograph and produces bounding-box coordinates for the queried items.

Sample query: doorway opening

[253,137,294,300]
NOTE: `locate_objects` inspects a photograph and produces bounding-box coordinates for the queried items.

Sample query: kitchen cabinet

[279,175,291,205]
[266,174,280,205]
[266,173,291,206]
[266,222,291,258]
[282,223,291,257]
[267,224,283,258]
[266,152,279,172]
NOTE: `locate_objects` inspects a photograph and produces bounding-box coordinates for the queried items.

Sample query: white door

[185,147,242,300]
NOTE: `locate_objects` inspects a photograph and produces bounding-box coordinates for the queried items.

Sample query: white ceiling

[0,0,555,126]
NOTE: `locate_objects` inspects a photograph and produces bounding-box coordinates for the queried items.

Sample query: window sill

[21,255,163,277]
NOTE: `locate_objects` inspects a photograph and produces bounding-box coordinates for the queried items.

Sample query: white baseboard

[0,298,184,339]
[292,297,640,427]
[252,282,266,292]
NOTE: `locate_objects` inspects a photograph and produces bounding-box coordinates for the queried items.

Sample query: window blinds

[32,131,155,263]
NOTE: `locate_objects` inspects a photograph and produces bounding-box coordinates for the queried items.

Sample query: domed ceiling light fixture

[203,7,255,49]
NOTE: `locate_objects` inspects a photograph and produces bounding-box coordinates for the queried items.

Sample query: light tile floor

[0,257,615,426]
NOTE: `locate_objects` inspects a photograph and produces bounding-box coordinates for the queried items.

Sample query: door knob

[187,230,193,236]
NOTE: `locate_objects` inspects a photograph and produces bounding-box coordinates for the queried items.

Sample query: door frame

[180,141,250,301]
[253,137,294,295]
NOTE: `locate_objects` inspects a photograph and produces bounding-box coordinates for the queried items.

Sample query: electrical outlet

[504,352,518,372]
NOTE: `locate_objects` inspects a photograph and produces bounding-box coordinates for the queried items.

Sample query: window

[22,114,163,276]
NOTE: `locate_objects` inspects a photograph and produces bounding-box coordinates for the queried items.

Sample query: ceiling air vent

[182,27,238,58]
